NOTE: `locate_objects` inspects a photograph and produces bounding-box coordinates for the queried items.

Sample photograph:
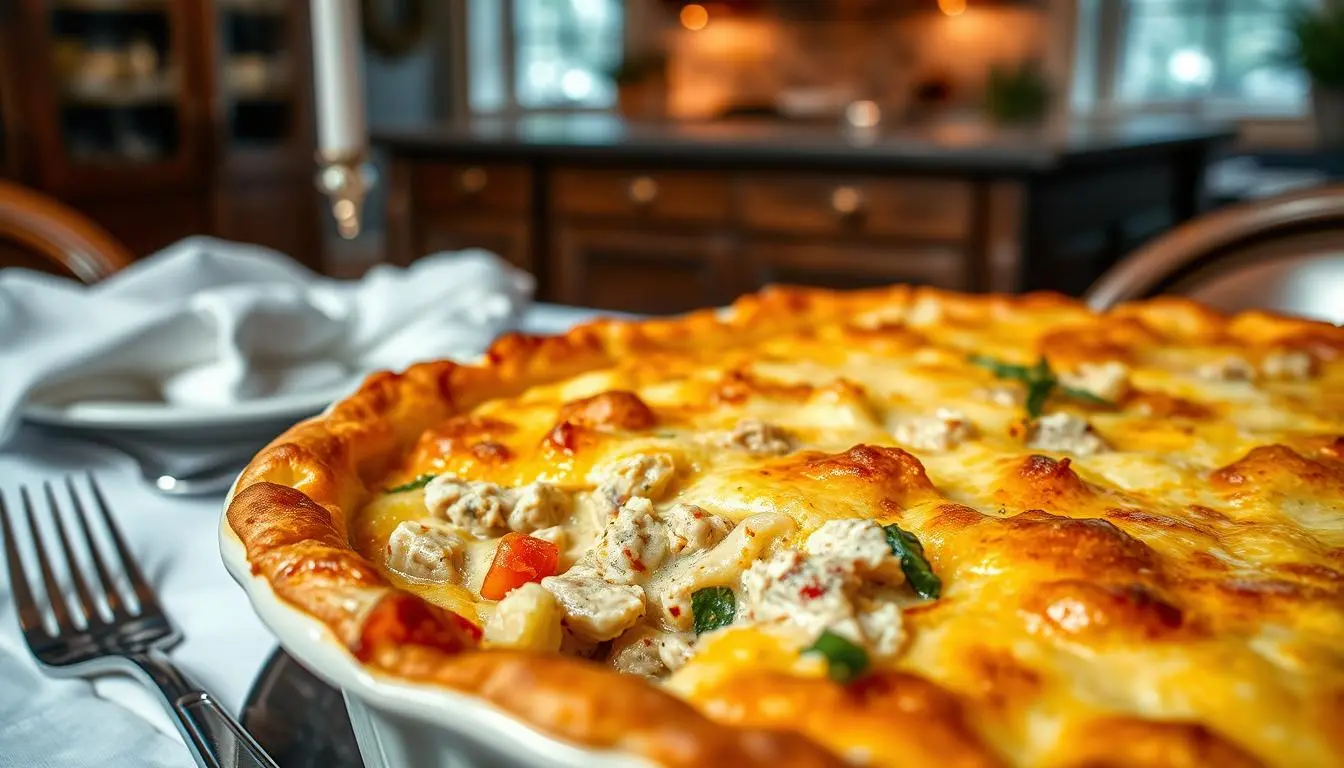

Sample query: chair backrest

[0,180,135,283]
[1084,184,1344,324]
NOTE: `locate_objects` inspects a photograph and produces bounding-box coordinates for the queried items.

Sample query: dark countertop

[374,113,1235,175]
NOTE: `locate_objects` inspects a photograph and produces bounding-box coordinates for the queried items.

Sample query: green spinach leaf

[691,587,736,635]
[804,629,869,684]
[883,523,942,600]
[385,474,437,494]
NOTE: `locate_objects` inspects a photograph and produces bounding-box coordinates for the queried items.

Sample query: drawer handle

[460,167,488,194]
[628,176,660,206]
[831,186,865,218]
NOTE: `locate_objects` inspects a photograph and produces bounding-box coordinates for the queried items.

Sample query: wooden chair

[1084,184,1344,324]
[0,180,135,283]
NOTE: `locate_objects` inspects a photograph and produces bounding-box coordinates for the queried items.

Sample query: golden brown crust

[226,284,1344,767]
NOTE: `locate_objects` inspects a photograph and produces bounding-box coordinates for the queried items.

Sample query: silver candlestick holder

[315,149,377,240]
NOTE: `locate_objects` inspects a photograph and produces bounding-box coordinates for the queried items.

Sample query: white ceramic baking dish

[218,511,648,768]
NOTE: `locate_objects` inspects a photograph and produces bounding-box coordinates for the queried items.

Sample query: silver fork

[0,474,278,768]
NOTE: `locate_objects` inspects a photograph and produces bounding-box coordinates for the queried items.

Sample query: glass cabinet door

[213,0,309,174]
[24,0,208,193]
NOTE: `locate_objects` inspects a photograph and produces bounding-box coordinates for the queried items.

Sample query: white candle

[310,0,367,156]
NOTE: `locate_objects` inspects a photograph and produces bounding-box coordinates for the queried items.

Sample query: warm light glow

[1168,48,1214,87]
[938,0,967,15]
[845,100,881,129]
[681,3,709,31]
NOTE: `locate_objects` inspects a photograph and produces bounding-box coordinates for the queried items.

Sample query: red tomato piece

[480,532,559,600]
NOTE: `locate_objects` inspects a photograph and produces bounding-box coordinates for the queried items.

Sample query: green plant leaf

[1059,386,1114,406]
[385,474,437,494]
[884,523,942,600]
[804,630,870,684]
[1283,2,1344,88]
[968,354,1031,380]
[1024,379,1054,419]
[691,587,736,635]
[970,353,1113,419]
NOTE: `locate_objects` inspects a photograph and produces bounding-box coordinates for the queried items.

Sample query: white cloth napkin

[0,237,534,444]
[0,650,186,768]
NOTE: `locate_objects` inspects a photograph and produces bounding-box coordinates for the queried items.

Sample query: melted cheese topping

[356,302,1344,768]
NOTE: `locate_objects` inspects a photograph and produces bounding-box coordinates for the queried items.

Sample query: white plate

[23,377,363,435]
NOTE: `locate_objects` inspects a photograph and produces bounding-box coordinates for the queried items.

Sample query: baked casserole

[225,286,1344,768]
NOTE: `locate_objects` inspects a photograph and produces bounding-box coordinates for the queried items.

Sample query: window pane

[513,0,622,108]
[1117,2,1216,102]
[1223,11,1307,102]
[468,0,506,112]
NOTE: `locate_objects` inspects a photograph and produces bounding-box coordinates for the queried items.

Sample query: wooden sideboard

[381,116,1232,312]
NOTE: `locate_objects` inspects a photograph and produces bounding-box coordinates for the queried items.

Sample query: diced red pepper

[480,532,559,600]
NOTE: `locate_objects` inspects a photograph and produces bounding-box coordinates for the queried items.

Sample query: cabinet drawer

[741,175,972,240]
[554,169,732,222]
[412,162,533,215]
[744,240,967,292]
[419,214,534,275]
[552,226,736,314]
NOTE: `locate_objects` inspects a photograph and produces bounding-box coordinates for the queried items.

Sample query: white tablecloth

[0,304,602,766]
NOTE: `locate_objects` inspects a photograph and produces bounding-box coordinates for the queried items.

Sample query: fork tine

[0,490,45,636]
[85,472,159,614]
[45,481,104,627]
[65,475,127,620]
[21,486,73,633]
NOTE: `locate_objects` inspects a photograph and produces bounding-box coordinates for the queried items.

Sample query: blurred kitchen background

[2,0,1341,313]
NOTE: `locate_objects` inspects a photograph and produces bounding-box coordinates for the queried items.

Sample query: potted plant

[611,52,669,121]
[984,59,1053,127]
[1283,1,1344,147]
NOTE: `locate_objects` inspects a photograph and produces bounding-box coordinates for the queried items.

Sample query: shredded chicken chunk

[424,477,510,534]
[663,503,733,556]
[595,453,679,509]
[804,519,906,584]
[541,571,646,642]
[424,475,570,536]
[719,419,795,455]
[657,632,695,671]
[589,497,670,584]
[1198,356,1257,382]
[1261,349,1315,381]
[1059,361,1131,401]
[1026,412,1108,455]
[654,512,795,631]
[893,408,975,452]
[740,547,905,657]
[385,521,465,583]
[609,626,667,678]
[507,483,572,532]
